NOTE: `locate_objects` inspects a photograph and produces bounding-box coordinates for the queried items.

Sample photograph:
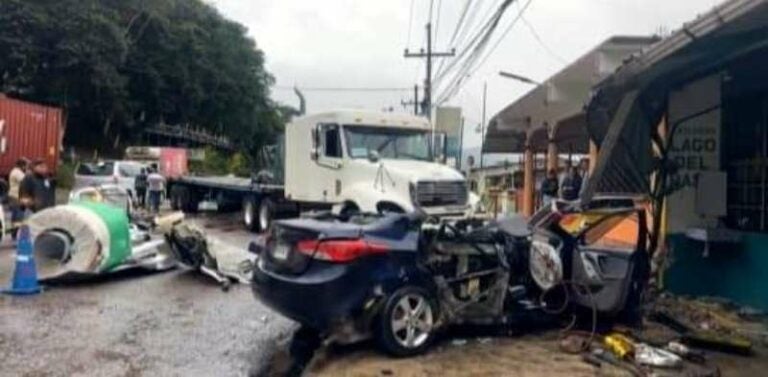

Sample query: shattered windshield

[344,125,432,161]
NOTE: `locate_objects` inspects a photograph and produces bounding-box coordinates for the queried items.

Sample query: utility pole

[404,22,455,118]
[479,81,487,169]
[400,85,420,115]
[458,117,465,172]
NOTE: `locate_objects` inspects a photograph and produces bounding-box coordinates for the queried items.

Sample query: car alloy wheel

[390,293,434,349]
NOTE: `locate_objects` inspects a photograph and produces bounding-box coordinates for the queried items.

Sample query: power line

[433,0,443,48]
[434,0,473,80]
[445,0,473,49]
[429,0,435,22]
[433,0,512,88]
[273,86,411,92]
[433,0,517,104]
[521,15,567,64]
[436,0,533,105]
[475,0,534,75]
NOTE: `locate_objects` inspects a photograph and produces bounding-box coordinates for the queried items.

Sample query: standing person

[540,169,559,208]
[560,166,582,201]
[558,160,573,197]
[578,158,590,197]
[19,159,55,213]
[134,168,148,208]
[8,158,28,239]
[146,168,165,213]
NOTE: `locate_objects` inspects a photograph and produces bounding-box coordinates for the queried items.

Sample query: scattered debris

[634,343,682,368]
[603,333,635,360]
[27,202,175,282]
[666,341,706,364]
[165,221,257,289]
[681,332,753,356]
[559,332,592,354]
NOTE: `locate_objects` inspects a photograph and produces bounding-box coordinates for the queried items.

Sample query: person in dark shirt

[134,168,148,208]
[560,166,582,201]
[19,160,56,213]
[540,169,559,208]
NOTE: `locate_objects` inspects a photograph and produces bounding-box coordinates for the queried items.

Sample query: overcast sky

[208,0,723,157]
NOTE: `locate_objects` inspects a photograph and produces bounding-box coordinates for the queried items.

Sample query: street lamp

[499,71,541,85]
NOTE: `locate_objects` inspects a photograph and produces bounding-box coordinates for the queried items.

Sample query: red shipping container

[159,147,188,178]
[0,95,63,177]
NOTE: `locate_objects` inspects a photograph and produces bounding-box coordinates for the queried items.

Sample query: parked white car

[73,160,146,201]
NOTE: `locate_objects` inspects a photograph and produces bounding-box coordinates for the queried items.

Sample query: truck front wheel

[258,198,275,232]
[243,197,258,232]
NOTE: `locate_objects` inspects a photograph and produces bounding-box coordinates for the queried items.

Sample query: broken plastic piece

[635,343,683,368]
[603,333,635,360]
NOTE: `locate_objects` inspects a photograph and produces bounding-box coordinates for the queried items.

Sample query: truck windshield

[344,125,432,161]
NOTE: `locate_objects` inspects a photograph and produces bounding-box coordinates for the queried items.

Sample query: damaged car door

[532,199,650,317]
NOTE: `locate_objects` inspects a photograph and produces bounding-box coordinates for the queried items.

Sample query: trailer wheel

[258,197,275,232]
[243,197,258,232]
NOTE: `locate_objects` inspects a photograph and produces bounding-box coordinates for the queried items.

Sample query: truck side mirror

[310,126,320,161]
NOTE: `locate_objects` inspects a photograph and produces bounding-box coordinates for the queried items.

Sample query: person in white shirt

[146,168,166,213]
[9,158,28,200]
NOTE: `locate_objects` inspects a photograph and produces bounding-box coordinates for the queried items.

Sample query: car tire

[375,286,438,357]
[243,197,258,232]
[257,197,274,232]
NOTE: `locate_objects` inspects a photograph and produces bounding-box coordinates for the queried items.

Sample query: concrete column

[523,145,535,217]
[589,141,598,174]
[547,139,558,172]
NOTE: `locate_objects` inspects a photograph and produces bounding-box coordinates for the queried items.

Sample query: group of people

[7,158,56,237]
[539,158,590,208]
[134,167,166,213]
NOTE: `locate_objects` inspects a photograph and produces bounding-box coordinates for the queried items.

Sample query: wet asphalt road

[0,212,296,377]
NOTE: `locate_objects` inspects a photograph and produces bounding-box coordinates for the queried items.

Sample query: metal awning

[484,36,658,154]
[584,0,768,200]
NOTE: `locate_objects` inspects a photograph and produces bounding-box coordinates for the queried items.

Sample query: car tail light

[295,239,389,263]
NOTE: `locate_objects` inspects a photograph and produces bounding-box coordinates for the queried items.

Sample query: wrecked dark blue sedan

[251,198,648,356]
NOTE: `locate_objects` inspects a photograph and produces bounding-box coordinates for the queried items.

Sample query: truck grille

[416,181,468,207]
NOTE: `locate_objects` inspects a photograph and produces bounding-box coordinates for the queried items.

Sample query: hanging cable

[521,15,567,64]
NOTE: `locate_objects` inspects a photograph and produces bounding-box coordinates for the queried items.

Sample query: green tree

[0,0,281,156]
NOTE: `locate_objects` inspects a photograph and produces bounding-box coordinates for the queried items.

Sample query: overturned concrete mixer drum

[27,202,132,282]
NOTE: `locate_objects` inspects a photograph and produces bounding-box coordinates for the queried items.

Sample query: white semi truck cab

[285,110,474,216]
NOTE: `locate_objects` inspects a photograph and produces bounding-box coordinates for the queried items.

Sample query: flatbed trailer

[167,175,306,232]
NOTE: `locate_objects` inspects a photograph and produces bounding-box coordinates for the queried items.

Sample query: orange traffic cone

[3,224,41,295]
